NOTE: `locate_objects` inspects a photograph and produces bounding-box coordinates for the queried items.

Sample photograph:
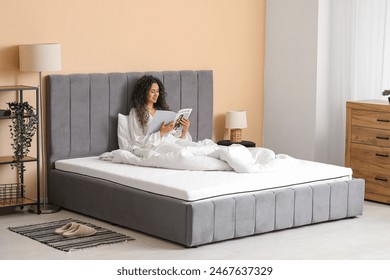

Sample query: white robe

[127,108,192,149]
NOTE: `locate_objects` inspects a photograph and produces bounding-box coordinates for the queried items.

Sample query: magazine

[147,108,192,135]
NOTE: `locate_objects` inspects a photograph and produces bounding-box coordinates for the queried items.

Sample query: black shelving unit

[0,85,40,213]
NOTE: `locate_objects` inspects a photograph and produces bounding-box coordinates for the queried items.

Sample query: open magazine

[147,108,192,135]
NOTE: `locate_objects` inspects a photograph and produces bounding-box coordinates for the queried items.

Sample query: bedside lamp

[19,43,62,214]
[225,110,247,143]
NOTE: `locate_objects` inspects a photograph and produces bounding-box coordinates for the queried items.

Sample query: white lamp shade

[19,43,62,72]
[225,110,247,129]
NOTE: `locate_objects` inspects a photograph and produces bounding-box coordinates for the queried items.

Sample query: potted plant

[7,101,38,180]
[382,89,390,103]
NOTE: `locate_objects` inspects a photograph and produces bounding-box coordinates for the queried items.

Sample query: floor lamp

[19,43,62,214]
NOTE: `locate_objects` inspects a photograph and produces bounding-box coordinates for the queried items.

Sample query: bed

[46,70,365,247]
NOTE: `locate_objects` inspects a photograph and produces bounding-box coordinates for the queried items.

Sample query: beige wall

[0,0,265,197]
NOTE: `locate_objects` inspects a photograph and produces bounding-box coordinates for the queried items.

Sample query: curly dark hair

[130,75,170,131]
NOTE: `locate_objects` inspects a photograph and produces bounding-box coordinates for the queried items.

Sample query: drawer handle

[377,119,390,123]
[376,136,390,140]
[376,153,389,158]
[375,176,388,182]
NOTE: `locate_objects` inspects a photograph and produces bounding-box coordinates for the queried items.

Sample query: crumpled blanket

[99,139,296,173]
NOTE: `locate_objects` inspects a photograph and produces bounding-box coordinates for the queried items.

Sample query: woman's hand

[180,118,190,138]
[159,121,174,136]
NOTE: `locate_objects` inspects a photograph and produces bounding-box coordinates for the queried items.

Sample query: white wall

[264,0,319,160]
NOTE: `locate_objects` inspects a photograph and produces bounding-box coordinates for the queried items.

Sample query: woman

[128,75,191,149]
[105,75,285,172]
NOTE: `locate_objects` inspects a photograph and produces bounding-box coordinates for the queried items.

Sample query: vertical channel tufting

[274,189,294,230]
[126,74,130,111]
[197,71,213,141]
[189,201,214,246]
[67,76,71,157]
[179,72,182,109]
[69,74,91,157]
[197,71,202,141]
[347,179,365,216]
[234,195,255,237]
[47,75,72,164]
[126,72,143,111]
[68,76,72,156]
[311,183,330,223]
[254,191,275,233]
[213,198,235,242]
[253,194,257,233]
[163,71,181,112]
[107,75,111,150]
[108,73,127,151]
[88,75,92,153]
[90,74,110,154]
[196,72,200,141]
[293,186,313,226]
[180,71,198,140]
[329,181,348,220]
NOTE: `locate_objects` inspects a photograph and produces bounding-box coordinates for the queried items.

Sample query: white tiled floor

[1,201,390,260]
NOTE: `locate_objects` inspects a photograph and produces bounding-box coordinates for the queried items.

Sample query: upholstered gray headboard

[46,70,213,169]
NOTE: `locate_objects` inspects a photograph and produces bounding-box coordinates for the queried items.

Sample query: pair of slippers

[54,222,96,237]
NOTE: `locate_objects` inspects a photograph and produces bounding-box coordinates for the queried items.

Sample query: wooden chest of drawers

[346,100,390,204]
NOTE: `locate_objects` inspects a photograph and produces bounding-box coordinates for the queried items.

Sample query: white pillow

[117,113,130,149]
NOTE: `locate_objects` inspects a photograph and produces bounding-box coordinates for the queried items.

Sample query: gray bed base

[46,71,365,247]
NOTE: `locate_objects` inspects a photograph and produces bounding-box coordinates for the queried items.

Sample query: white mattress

[55,156,353,201]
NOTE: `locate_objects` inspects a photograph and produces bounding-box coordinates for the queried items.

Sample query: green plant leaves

[7,101,38,180]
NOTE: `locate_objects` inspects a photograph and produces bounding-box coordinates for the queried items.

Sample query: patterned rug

[8,218,135,252]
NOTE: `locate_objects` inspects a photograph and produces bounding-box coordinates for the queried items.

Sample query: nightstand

[217,140,256,148]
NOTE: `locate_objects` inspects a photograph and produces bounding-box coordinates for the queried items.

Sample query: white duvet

[99,139,296,173]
